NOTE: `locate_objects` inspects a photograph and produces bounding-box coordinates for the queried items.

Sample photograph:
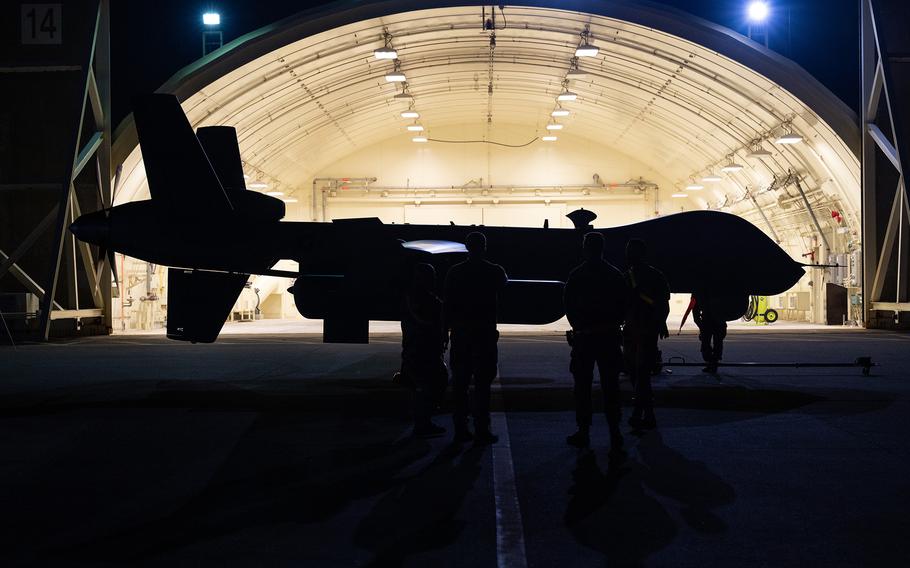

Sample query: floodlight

[202,13,220,26]
[747,1,770,23]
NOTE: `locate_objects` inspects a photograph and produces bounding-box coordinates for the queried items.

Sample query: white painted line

[490,381,528,568]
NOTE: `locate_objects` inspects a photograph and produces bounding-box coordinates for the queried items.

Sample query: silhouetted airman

[564,232,627,459]
[692,292,727,374]
[443,232,508,445]
[401,263,447,437]
[623,238,670,430]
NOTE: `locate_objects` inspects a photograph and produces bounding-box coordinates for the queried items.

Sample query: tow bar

[662,356,876,376]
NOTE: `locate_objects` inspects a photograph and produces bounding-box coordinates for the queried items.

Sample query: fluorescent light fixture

[546,123,563,130]
[776,133,804,144]
[266,191,284,196]
[249,182,268,189]
[747,1,770,23]
[400,110,419,118]
[412,136,428,143]
[282,198,298,203]
[702,175,723,183]
[202,13,220,26]
[557,90,578,102]
[542,136,558,141]
[672,193,689,198]
[575,43,599,58]
[407,124,424,132]
[385,72,406,82]
[374,47,398,60]
[393,92,413,100]
[551,109,570,117]
[686,184,704,190]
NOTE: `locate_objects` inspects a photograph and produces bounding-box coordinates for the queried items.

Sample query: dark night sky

[111,0,859,127]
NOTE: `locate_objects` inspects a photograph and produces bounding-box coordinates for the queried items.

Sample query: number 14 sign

[21,4,62,45]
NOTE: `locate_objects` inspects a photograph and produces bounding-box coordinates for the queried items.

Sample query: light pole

[202,12,222,57]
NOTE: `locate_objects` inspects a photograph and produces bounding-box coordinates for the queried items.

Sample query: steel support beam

[861,0,910,323]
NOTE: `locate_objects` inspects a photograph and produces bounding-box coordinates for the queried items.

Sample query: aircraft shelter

[7,0,910,337]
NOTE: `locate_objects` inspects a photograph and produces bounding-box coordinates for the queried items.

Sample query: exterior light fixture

[202,13,220,26]
[266,191,284,196]
[702,174,723,182]
[551,108,570,117]
[542,136,558,141]
[575,28,599,57]
[412,136,428,143]
[401,110,419,119]
[546,123,564,130]
[747,1,770,23]
[407,124,424,132]
[672,192,689,198]
[374,31,398,59]
[385,60,406,82]
[249,182,268,189]
[721,155,744,172]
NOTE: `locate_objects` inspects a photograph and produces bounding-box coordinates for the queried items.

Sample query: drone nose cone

[70,210,109,247]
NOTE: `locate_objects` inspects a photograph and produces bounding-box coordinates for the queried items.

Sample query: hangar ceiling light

[248,182,268,189]
[407,124,424,131]
[575,28,599,57]
[401,110,419,119]
[557,90,578,102]
[551,108,570,117]
[385,60,406,82]
[721,156,745,172]
[374,31,398,59]
[686,183,704,190]
[412,136,428,143]
[672,192,689,198]
[702,174,723,182]
[542,135,558,141]
[546,123,563,130]
[776,133,804,144]
[266,191,284,196]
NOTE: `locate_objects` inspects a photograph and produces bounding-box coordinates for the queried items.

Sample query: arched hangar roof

[113,0,861,234]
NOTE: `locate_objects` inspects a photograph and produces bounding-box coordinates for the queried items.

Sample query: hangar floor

[2,330,908,566]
